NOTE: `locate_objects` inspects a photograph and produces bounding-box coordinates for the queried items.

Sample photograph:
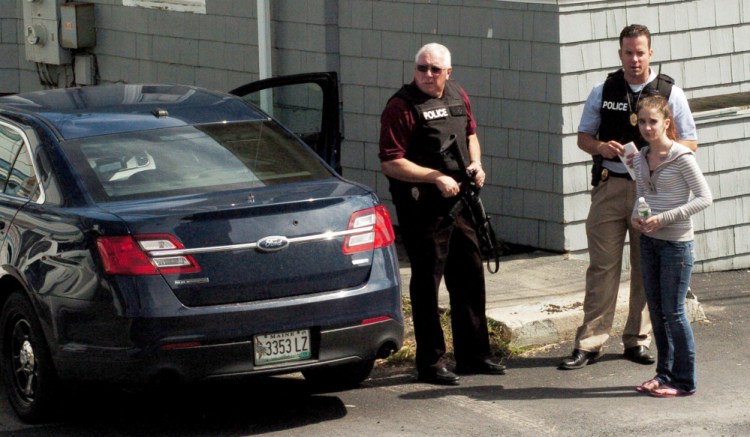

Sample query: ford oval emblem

[256,236,290,253]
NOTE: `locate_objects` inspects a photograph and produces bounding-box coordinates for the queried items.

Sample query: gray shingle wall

[1,4,20,94]
[689,113,750,271]
[2,0,749,271]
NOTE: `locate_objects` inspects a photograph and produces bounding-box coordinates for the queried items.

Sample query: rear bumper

[54,318,403,384]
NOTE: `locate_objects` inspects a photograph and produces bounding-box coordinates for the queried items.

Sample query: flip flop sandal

[649,386,695,398]
[635,379,661,393]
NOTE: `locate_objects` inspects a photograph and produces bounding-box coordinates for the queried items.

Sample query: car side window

[0,123,39,201]
[7,146,40,201]
[0,123,25,195]
[244,82,325,149]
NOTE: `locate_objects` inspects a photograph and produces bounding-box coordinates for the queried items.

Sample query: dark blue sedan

[0,75,403,423]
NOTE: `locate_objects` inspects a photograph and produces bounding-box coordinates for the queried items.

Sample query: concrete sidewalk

[398,250,706,348]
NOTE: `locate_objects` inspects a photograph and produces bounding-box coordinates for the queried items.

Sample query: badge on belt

[601,168,609,181]
[411,186,420,201]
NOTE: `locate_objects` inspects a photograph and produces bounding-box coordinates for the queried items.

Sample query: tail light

[342,205,395,254]
[361,316,392,325]
[96,234,200,275]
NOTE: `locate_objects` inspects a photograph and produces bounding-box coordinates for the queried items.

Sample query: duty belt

[601,168,632,182]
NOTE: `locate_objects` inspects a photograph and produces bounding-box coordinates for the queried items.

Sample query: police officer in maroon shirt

[379,43,505,385]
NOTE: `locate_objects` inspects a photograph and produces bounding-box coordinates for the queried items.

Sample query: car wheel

[0,293,59,423]
[302,359,375,390]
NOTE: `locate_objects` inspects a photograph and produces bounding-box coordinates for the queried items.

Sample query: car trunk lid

[97,181,393,306]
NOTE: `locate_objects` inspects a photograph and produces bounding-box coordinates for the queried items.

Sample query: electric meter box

[61,3,96,49]
[22,0,71,64]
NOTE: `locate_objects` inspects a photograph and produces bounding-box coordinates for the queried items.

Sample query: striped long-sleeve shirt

[632,142,712,242]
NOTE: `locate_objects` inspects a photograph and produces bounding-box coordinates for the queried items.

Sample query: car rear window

[61,121,333,202]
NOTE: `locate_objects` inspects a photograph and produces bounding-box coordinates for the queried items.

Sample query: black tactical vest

[599,69,674,159]
[393,80,469,176]
[386,80,471,211]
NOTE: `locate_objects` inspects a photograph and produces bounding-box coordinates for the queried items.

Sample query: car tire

[1,292,60,423]
[302,359,375,390]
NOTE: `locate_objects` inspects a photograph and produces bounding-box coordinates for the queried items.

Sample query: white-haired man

[379,43,505,385]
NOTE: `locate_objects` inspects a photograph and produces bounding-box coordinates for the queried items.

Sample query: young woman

[631,95,712,398]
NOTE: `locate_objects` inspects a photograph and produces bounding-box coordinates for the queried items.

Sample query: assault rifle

[441,135,501,273]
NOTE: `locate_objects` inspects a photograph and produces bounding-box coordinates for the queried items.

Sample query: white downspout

[257,0,273,115]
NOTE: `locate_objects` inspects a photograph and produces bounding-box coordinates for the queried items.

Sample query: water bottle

[637,197,651,218]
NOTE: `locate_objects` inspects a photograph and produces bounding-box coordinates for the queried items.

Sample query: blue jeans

[640,236,697,393]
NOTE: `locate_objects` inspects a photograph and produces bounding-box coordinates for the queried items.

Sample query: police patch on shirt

[421,106,449,120]
[419,103,466,121]
[602,100,629,111]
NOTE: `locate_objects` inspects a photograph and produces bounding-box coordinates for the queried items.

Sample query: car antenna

[152,108,169,118]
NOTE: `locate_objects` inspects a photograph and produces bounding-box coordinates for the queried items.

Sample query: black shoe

[558,349,603,370]
[623,346,655,365]
[455,358,507,375]
[417,367,460,385]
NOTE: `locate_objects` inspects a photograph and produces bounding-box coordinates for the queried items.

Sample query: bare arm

[680,139,697,152]
[466,134,486,188]
[577,132,623,159]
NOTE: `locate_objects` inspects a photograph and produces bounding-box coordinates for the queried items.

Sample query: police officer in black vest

[559,24,698,370]
[379,43,505,385]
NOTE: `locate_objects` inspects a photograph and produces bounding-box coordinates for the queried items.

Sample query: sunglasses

[416,64,444,74]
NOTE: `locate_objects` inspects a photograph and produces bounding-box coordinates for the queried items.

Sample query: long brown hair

[637,94,677,140]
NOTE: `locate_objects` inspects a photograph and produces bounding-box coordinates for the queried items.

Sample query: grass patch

[377,295,513,370]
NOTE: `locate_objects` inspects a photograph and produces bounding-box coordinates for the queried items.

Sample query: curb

[487,287,707,348]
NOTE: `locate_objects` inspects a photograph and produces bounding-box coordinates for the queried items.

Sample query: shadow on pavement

[398,384,641,401]
[5,376,347,436]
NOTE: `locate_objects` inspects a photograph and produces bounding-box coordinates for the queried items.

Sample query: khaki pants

[575,176,652,352]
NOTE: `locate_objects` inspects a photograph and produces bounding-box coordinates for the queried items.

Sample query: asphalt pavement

[397,246,730,349]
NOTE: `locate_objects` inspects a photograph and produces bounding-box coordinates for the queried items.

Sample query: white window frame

[122,0,206,14]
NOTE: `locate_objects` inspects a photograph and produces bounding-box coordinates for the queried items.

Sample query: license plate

[254,329,311,366]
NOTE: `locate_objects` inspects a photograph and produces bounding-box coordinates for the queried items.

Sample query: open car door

[230,72,343,175]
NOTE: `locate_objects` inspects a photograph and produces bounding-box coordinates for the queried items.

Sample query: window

[122,0,205,14]
[0,123,39,200]
[244,82,325,147]
[62,121,333,202]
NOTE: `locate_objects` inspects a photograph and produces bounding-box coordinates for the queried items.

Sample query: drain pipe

[257,0,273,115]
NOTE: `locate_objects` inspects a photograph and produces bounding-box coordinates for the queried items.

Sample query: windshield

[61,121,333,202]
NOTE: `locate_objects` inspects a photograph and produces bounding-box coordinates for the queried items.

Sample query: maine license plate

[254,329,311,366]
